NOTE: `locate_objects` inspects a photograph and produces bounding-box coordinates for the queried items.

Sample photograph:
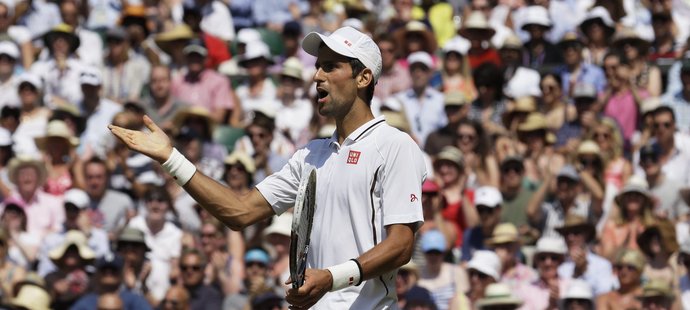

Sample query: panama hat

[8,155,47,186]
[501,34,523,50]
[434,146,464,169]
[395,20,438,54]
[555,213,596,242]
[224,150,256,174]
[638,279,674,300]
[116,228,150,251]
[383,110,411,133]
[34,120,79,150]
[535,236,567,256]
[517,112,548,132]
[48,230,96,263]
[579,6,615,37]
[44,23,80,53]
[503,96,536,127]
[280,57,304,81]
[475,283,523,309]
[614,175,652,208]
[11,283,51,310]
[172,106,216,132]
[459,11,496,39]
[636,221,678,257]
[576,140,600,155]
[486,223,519,246]
[614,249,646,272]
[154,24,194,45]
[520,6,552,30]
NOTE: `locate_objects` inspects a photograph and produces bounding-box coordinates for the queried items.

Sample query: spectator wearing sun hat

[485,223,537,290]
[448,250,500,309]
[0,41,21,109]
[43,230,95,308]
[461,186,503,262]
[12,72,51,157]
[555,32,607,96]
[518,6,562,70]
[234,40,280,125]
[475,283,523,310]
[516,236,570,310]
[595,249,645,309]
[417,230,469,310]
[561,279,594,310]
[37,188,111,277]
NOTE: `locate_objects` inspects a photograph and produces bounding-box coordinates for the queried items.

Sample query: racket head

[289,166,317,289]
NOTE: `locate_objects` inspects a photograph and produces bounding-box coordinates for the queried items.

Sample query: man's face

[81,84,101,101]
[653,111,675,142]
[60,1,78,26]
[150,67,172,99]
[603,55,620,80]
[313,46,360,118]
[614,263,641,287]
[98,266,122,290]
[680,71,690,91]
[245,259,268,279]
[378,41,396,70]
[562,44,582,67]
[493,243,516,267]
[0,54,15,76]
[563,229,587,249]
[243,57,268,79]
[535,252,563,280]
[180,254,205,287]
[162,287,189,310]
[145,196,169,222]
[16,166,40,198]
[556,177,579,202]
[640,153,661,176]
[200,223,221,253]
[185,53,205,74]
[84,162,108,198]
[246,124,272,152]
[117,241,147,264]
[18,84,38,107]
[107,37,128,59]
[410,63,431,90]
[500,162,524,189]
[477,205,500,227]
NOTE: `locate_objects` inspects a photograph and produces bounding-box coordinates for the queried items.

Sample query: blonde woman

[441,40,476,103]
[586,117,632,191]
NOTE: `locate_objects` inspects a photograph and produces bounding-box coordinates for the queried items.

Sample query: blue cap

[405,286,435,304]
[245,249,270,265]
[421,230,447,253]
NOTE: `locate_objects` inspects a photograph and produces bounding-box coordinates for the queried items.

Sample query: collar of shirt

[329,115,386,149]
[405,87,434,100]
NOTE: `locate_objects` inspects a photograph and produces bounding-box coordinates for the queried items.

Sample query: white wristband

[326,260,361,291]
[161,148,197,186]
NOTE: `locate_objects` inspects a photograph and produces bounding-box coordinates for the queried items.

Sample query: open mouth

[316,87,329,102]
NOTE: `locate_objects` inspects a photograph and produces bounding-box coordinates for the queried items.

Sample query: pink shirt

[603,89,648,142]
[516,278,571,310]
[374,62,412,101]
[171,69,234,111]
[500,263,538,290]
[4,190,65,239]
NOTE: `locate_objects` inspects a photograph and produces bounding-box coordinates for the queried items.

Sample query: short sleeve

[379,133,426,230]
[255,148,304,215]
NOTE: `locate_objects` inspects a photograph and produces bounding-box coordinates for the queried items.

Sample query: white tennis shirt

[257,116,426,309]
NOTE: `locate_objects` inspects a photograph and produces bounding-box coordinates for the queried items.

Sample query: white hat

[238,40,274,65]
[0,41,19,59]
[504,67,542,98]
[64,188,90,209]
[521,5,552,30]
[237,28,262,45]
[17,72,43,90]
[580,6,615,29]
[0,127,12,146]
[474,186,503,207]
[302,26,382,83]
[263,213,293,237]
[535,236,567,255]
[79,66,102,86]
[561,279,593,300]
[467,250,502,281]
[407,51,433,69]
[443,38,470,56]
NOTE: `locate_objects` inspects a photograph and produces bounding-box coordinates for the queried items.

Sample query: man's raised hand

[108,115,173,163]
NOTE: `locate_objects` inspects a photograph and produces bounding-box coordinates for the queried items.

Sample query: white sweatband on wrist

[326,260,362,291]
[161,148,197,186]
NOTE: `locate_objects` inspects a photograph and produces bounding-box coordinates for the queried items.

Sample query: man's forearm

[356,223,416,281]
[182,172,274,231]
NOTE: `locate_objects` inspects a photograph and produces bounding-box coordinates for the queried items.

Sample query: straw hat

[520,6,552,30]
[535,236,567,256]
[579,6,615,37]
[154,24,194,44]
[615,249,646,271]
[8,155,47,186]
[34,120,80,150]
[44,23,80,53]
[459,11,496,39]
[503,96,536,127]
[614,175,652,208]
[224,150,256,174]
[443,38,470,56]
[395,20,438,54]
[11,283,51,310]
[612,27,651,51]
[640,97,662,116]
[501,34,523,50]
[576,140,601,155]
[263,213,293,238]
[517,112,548,132]
[475,283,523,309]
[636,221,679,257]
[280,57,304,81]
[444,91,469,107]
[383,110,411,133]
[172,106,216,131]
[434,146,464,169]
[558,32,584,49]
[638,279,674,300]
[48,230,96,263]
[486,223,519,246]
[555,213,596,242]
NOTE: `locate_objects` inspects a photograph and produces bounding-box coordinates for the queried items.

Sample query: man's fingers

[142,115,161,133]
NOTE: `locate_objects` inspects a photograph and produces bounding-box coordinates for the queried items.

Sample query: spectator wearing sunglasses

[661,60,690,133]
[179,248,223,310]
[449,250,499,310]
[556,82,599,151]
[417,230,469,310]
[461,186,503,262]
[499,156,539,244]
[586,118,632,191]
[224,247,275,310]
[639,142,689,221]
[557,214,615,296]
[573,141,605,212]
[127,186,183,305]
[595,249,645,309]
[485,223,537,290]
[639,106,690,186]
[516,236,570,310]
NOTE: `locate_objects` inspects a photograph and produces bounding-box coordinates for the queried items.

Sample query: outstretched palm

[108,115,173,163]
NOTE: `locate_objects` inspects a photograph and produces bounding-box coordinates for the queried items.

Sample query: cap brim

[302,32,357,59]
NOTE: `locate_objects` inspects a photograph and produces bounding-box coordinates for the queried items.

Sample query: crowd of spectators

[1,0,690,309]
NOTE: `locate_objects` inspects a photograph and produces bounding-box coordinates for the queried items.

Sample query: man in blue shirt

[556,33,606,96]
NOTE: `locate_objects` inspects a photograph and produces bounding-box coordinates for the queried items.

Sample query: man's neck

[153,95,172,109]
[83,99,99,115]
[334,101,375,145]
[647,172,662,187]
[20,191,36,203]
[412,86,426,98]
[501,185,521,199]
[146,218,165,235]
[567,62,581,72]
[618,283,641,295]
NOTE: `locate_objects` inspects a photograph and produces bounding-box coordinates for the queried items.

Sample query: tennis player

[109,26,426,309]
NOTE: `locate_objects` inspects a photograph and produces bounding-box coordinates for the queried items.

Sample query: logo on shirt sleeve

[347,150,361,164]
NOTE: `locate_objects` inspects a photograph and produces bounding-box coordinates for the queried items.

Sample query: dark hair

[653,106,676,123]
[180,247,207,266]
[540,71,563,87]
[349,58,375,105]
[249,112,276,133]
[457,119,491,158]
[0,106,19,121]
[84,156,109,174]
[472,63,504,100]
[144,186,173,207]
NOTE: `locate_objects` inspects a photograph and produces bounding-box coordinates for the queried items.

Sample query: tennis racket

[289,166,317,289]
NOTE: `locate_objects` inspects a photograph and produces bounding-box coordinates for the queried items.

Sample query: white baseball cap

[17,72,43,90]
[64,188,90,209]
[302,26,382,83]
[407,51,433,69]
[474,186,503,207]
[0,41,19,59]
[237,28,262,45]
[467,250,502,281]
[79,66,102,86]
[561,279,593,300]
